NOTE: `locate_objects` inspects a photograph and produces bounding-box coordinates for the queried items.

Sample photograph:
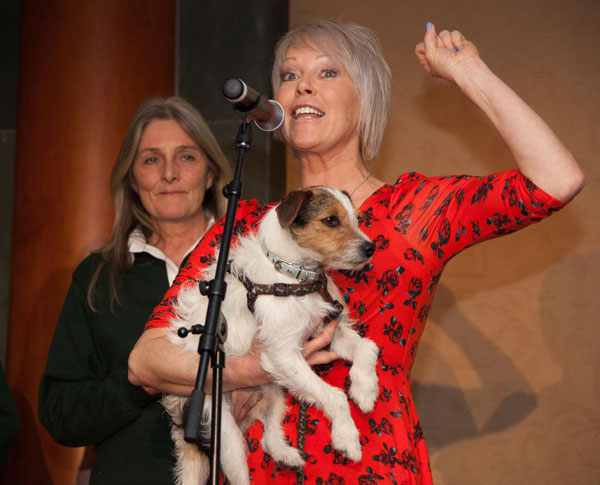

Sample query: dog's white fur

[161,187,379,485]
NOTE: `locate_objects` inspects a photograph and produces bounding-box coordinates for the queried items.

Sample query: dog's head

[276,187,374,270]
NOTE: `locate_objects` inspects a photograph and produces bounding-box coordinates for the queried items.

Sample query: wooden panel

[2,1,175,483]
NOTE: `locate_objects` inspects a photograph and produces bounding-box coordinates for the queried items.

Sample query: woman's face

[276,43,361,160]
[132,119,214,226]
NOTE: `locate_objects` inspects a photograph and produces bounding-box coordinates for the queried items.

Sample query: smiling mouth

[293,106,324,118]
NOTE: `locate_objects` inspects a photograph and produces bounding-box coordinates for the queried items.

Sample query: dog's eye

[321,216,340,228]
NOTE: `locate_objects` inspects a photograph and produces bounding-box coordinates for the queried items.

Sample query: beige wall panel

[289,1,599,483]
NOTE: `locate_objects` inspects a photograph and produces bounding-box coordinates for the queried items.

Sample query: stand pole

[183,119,252,484]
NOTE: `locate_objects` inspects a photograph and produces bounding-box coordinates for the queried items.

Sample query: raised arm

[415,22,584,202]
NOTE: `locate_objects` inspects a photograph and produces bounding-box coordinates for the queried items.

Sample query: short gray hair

[271,20,391,163]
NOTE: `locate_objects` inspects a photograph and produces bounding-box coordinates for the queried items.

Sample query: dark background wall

[0,2,19,367]
[178,0,288,205]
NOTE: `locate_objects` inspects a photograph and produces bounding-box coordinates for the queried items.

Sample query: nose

[361,241,375,259]
[162,158,179,182]
[296,77,314,96]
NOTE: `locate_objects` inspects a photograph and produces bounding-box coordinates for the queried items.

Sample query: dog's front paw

[349,376,379,413]
[349,340,379,413]
[331,421,362,462]
[273,446,305,470]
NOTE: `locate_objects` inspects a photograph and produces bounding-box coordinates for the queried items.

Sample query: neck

[298,152,367,190]
[297,153,383,208]
[149,213,210,266]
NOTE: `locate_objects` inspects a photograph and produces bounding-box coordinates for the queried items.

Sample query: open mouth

[293,106,325,118]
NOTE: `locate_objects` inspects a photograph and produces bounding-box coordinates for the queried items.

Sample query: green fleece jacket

[39,252,176,484]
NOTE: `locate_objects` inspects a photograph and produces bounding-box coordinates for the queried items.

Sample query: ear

[276,190,312,228]
[206,171,215,190]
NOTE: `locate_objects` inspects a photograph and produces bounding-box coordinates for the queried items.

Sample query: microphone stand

[182,113,253,484]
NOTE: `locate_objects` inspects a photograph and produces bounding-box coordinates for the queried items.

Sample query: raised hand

[415,22,480,84]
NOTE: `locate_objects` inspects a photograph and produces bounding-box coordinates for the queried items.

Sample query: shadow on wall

[412,284,537,452]
[534,251,600,478]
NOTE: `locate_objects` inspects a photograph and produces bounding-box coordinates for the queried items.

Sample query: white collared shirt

[127,218,215,285]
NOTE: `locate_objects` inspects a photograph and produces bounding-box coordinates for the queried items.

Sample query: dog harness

[232,270,344,323]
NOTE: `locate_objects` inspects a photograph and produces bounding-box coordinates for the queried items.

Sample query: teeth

[294,106,324,117]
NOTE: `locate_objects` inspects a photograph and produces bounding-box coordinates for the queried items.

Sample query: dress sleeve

[38,263,156,447]
[145,199,267,330]
[387,169,566,264]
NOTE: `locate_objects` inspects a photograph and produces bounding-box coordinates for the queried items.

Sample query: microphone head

[255,100,285,132]
[222,78,246,101]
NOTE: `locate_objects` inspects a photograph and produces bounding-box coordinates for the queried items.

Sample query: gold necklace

[349,172,370,198]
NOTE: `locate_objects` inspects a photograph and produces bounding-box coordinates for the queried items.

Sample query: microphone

[222,78,284,132]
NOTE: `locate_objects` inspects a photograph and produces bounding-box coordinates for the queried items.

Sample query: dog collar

[261,241,323,282]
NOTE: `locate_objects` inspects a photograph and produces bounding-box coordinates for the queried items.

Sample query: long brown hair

[87,96,232,309]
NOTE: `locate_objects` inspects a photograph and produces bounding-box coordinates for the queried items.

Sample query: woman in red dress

[129,20,584,484]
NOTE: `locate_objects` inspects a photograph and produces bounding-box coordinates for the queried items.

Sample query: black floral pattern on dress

[146,172,564,484]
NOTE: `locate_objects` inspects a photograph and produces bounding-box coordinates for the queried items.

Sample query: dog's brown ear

[276,190,312,228]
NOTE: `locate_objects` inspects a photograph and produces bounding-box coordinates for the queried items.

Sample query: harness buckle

[272,282,291,296]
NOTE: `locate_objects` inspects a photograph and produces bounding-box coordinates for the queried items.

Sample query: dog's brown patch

[288,187,369,269]
[276,190,313,228]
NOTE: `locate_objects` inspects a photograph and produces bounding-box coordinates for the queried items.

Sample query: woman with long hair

[39,96,231,484]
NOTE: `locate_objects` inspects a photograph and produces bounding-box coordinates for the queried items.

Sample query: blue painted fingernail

[451,48,456,53]
[426,22,432,31]
[457,45,463,51]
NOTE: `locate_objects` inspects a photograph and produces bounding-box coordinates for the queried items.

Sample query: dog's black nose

[361,241,375,258]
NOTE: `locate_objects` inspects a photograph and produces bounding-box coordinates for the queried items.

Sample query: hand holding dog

[231,319,339,423]
[303,319,340,366]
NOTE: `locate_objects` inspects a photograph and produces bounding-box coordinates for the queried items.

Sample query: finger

[415,42,432,74]
[237,391,262,414]
[142,386,160,396]
[423,22,437,58]
[450,30,465,51]
[306,349,340,367]
[231,390,262,423]
[415,41,425,59]
[302,320,337,357]
[437,30,453,51]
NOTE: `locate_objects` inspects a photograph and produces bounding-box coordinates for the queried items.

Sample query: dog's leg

[218,399,251,485]
[170,417,210,485]
[330,320,380,413]
[257,384,304,469]
[260,350,362,462]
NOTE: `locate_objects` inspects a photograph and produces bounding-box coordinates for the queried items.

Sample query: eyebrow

[137,145,201,154]
[283,53,329,63]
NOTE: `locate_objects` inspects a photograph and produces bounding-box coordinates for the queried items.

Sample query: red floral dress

[147,170,565,484]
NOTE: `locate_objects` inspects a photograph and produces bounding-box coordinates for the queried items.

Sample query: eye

[181,153,196,161]
[143,156,158,165]
[321,215,340,228]
[321,68,339,78]
[281,71,298,82]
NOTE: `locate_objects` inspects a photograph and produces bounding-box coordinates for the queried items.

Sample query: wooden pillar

[2,1,175,483]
